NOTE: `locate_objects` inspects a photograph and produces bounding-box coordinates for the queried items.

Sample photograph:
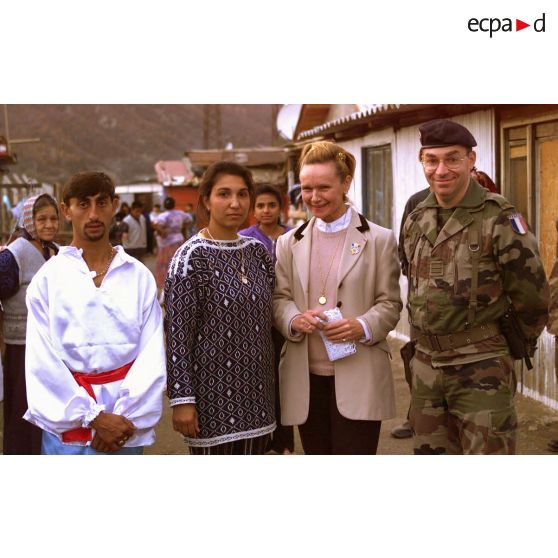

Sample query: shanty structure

[186,147,288,190]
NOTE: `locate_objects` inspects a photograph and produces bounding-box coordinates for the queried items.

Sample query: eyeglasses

[421,155,468,171]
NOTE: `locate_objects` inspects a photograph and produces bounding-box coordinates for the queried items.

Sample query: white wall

[339,127,395,213]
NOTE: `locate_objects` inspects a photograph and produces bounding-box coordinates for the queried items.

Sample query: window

[362,145,393,228]
[502,119,558,275]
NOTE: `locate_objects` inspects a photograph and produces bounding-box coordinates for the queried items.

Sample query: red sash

[62,361,134,444]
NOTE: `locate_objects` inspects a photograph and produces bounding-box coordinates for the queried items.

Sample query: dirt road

[2,337,557,455]
[144,336,558,455]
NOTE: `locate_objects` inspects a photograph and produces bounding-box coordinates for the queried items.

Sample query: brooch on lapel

[350,242,361,255]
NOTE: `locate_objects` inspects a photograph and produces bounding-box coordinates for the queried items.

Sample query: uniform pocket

[489,406,518,436]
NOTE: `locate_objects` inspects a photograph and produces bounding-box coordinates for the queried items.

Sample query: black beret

[419,119,477,148]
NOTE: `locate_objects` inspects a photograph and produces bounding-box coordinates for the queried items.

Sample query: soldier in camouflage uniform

[402,119,549,455]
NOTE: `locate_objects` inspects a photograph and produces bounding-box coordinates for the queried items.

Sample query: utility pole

[271,104,280,146]
[203,105,222,149]
[3,105,10,143]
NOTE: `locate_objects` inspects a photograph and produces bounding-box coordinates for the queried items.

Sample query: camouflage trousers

[409,350,517,455]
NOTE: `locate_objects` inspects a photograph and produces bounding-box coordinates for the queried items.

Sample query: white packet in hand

[317,307,357,362]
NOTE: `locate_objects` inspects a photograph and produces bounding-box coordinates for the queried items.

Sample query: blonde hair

[299,141,356,182]
[298,141,355,203]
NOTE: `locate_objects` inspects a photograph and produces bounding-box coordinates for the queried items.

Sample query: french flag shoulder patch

[509,213,528,235]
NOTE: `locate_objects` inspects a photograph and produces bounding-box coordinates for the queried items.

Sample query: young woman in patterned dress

[164,162,276,454]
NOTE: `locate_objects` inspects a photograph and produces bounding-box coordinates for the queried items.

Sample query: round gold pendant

[318,295,327,305]
[241,275,248,285]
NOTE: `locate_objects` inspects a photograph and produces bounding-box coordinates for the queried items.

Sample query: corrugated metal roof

[0,172,49,187]
[297,104,403,140]
[293,105,333,140]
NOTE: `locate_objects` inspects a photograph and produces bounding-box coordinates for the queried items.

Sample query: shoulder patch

[509,213,528,235]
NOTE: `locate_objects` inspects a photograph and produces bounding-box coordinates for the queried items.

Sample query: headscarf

[471,168,498,193]
[20,193,60,260]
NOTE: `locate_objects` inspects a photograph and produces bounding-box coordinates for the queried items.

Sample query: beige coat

[273,209,402,424]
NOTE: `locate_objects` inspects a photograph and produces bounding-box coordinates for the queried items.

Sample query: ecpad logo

[468,13,546,37]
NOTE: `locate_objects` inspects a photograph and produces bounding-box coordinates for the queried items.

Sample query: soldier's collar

[425,178,486,210]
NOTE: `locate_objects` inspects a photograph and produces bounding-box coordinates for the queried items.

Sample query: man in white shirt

[24,171,166,454]
[122,200,148,261]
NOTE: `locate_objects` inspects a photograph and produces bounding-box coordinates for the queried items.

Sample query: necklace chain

[315,230,344,305]
[203,228,248,285]
[94,246,116,279]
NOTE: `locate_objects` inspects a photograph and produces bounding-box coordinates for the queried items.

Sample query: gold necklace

[315,229,344,305]
[203,228,249,285]
[94,246,116,279]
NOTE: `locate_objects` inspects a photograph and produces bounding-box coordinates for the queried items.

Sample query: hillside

[2,105,282,184]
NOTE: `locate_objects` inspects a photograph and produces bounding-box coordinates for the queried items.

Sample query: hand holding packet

[316,307,357,362]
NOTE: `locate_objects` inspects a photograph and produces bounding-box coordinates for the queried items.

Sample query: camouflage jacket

[403,179,549,365]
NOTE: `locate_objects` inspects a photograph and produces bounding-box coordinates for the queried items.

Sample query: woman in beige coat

[273,141,402,454]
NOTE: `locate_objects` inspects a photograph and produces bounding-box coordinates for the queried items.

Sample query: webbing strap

[467,210,484,327]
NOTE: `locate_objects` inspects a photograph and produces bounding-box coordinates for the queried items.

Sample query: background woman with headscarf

[0,193,60,454]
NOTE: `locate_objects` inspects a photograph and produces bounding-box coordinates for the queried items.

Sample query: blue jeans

[41,430,144,455]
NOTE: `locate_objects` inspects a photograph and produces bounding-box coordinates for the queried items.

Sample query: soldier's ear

[468,150,477,170]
